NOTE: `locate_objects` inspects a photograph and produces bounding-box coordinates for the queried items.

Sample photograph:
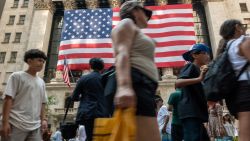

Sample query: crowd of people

[0,0,250,141]
[156,93,238,141]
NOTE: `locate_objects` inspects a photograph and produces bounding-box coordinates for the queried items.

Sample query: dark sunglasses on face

[241,23,248,30]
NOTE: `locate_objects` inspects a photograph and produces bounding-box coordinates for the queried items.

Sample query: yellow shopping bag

[93,108,136,141]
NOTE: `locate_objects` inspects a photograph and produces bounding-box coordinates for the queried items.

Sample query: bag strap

[236,62,249,79]
[62,95,74,124]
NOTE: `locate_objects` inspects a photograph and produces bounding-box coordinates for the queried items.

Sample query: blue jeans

[182,118,209,141]
[162,133,172,141]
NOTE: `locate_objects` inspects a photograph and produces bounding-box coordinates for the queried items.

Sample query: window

[2,33,11,43]
[7,16,15,25]
[12,0,19,8]
[13,32,22,43]
[9,52,17,63]
[18,15,25,25]
[0,52,6,63]
[240,3,248,12]
[22,0,29,7]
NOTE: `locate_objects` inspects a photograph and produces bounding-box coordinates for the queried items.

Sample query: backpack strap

[236,62,249,79]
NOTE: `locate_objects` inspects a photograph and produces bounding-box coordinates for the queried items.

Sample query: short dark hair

[24,49,47,63]
[89,58,104,71]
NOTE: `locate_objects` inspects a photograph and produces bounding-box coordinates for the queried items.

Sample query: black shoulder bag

[60,97,78,140]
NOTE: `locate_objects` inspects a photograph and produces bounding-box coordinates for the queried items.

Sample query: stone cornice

[63,0,78,10]
[34,0,55,13]
[202,0,224,3]
[108,0,121,8]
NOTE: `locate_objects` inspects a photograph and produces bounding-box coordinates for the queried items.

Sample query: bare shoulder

[241,36,250,47]
[244,36,250,43]
[112,19,137,35]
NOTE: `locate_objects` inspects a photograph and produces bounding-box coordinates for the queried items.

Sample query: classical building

[0,0,249,131]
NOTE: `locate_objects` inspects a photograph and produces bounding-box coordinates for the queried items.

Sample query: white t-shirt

[78,125,87,141]
[3,71,47,131]
[157,105,171,134]
[228,35,250,81]
[223,122,236,137]
[52,130,63,141]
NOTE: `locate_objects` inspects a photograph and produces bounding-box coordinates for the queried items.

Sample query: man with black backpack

[71,58,108,141]
[176,44,210,141]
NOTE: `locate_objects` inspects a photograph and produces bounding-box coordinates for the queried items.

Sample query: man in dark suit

[71,58,107,141]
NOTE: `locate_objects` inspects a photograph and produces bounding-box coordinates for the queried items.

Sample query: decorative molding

[85,0,98,9]
[62,0,78,10]
[181,0,192,4]
[206,0,224,2]
[108,0,120,8]
[34,0,55,13]
[201,0,224,4]
[155,0,167,5]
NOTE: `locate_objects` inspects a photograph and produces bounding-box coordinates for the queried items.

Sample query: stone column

[158,68,177,104]
[24,0,55,78]
[202,0,227,56]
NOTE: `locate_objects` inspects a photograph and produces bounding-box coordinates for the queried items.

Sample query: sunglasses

[241,23,248,30]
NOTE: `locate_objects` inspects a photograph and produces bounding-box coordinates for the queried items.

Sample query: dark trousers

[182,118,210,141]
[83,118,95,141]
[171,124,183,141]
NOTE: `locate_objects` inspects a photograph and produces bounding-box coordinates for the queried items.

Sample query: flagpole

[64,55,75,88]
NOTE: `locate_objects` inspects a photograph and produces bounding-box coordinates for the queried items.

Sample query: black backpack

[101,66,116,116]
[203,40,249,116]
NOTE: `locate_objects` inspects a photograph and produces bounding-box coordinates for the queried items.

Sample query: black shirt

[72,71,107,122]
[178,63,208,122]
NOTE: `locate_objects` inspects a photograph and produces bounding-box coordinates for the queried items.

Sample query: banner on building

[57,4,196,70]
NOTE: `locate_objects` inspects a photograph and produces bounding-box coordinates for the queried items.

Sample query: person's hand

[1,122,11,139]
[199,65,209,81]
[114,86,136,109]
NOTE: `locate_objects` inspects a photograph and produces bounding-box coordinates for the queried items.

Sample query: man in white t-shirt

[1,49,48,141]
[155,95,171,141]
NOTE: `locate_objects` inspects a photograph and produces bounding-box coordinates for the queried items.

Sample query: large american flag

[57,4,196,70]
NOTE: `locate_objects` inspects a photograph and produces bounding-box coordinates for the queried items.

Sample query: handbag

[93,108,136,141]
[60,97,78,140]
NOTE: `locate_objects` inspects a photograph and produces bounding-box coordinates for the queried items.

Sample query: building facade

[0,0,249,130]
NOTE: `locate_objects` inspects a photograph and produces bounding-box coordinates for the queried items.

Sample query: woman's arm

[111,19,137,108]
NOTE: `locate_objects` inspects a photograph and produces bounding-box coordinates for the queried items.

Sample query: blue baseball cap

[182,44,210,61]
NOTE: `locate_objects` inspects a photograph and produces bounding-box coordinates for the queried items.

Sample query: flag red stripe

[112,14,194,21]
[58,63,113,70]
[156,61,185,68]
[147,22,194,28]
[156,40,196,47]
[59,53,114,59]
[147,4,193,10]
[146,31,195,38]
[60,43,112,50]
[58,62,186,70]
